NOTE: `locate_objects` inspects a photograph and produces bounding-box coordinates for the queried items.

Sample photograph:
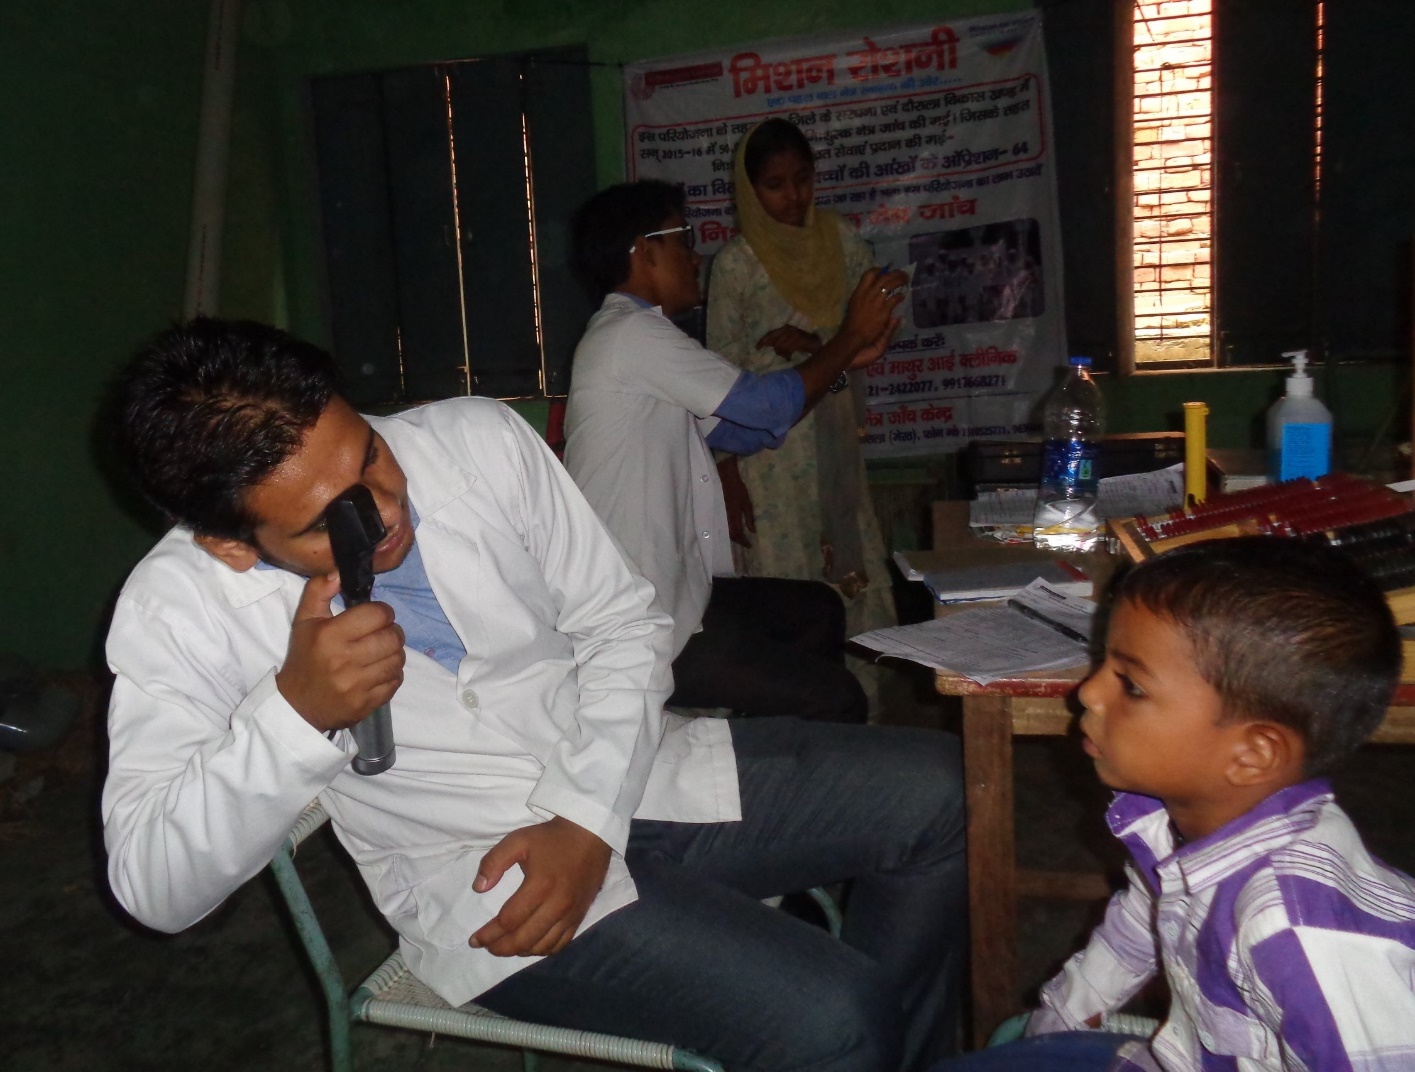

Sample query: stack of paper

[852,580,1097,685]
[969,463,1186,542]
[920,560,1090,604]
[891,550,928,582]
[1006,579,1098,643]
[893,550,1093,604]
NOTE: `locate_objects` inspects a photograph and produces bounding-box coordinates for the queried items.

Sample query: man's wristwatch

[829,372,850,393]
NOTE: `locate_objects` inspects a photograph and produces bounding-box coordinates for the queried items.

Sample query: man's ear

[1227,722,1304,788]
[629,238,657,275]
[194,533,261,572]
[620,242,658,304]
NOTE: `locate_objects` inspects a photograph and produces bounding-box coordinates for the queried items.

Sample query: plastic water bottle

[1032,356,1105,551]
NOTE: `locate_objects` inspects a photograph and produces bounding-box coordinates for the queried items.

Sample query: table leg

[962,693,1018,1047]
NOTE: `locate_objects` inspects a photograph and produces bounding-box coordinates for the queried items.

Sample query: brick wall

[1133,0,1212,363]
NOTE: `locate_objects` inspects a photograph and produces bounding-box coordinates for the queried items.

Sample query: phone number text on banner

[624,12,1066,456]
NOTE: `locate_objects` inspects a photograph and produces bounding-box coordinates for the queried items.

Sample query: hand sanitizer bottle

[1266,350,1332,482]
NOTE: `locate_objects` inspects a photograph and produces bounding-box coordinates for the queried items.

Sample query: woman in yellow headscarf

[706,118,896,706]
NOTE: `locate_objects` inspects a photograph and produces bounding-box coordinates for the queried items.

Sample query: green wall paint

[5,0,1405,669]
[235,0,1029,345]
[1,1,207,667]
[1098,362,1406,466]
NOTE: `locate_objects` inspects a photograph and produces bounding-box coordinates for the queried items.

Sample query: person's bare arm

[717,455,756,547]
[756,325,823,359]
[791,267,906,416]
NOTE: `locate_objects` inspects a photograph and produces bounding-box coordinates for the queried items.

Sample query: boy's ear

[1227,722,1304,788]
[194,534,261,572]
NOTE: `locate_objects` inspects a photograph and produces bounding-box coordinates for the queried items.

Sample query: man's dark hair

[116,317,342,540]
[571,180,685,300]
[1115,536,1401,775]
[743,117,816,184]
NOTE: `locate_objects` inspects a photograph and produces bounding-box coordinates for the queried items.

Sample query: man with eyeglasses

[550,180,965,1071]
[565,180,906,724]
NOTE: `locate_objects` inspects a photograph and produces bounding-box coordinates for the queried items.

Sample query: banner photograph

[624,11,1066,457]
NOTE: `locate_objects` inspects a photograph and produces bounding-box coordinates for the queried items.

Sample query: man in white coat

[101,318,966,1072]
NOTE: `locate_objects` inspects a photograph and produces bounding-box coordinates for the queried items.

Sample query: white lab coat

[565,294,740,657]
[102,397,740,1005]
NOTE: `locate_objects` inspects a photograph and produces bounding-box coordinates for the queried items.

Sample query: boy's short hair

[116,317,341,541]
[1115,536,1401,774]
[571,180,685,300]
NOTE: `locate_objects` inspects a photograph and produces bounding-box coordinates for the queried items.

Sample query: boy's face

[1077,599,1248,811]
[197,397,415,578]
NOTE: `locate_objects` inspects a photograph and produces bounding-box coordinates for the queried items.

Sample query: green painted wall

[231,0,1406,466]
[1099,362,1407,473]
[5,0,1406,669]
[233,0,1031,346]
[1,1,208,668]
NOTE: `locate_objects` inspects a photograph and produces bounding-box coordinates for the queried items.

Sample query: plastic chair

[270,800,726,1071]
[985,1012,1031,1047]
[986,1011,1161,1048]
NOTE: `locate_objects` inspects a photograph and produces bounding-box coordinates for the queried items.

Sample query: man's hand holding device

[275,485,402,773]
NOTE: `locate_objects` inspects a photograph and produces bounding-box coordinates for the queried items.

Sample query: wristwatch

[829,372,850,393]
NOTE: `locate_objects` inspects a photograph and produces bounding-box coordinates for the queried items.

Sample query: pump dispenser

[1266,349,1332,482]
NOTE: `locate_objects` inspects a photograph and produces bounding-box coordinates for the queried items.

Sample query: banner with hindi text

[623,11,1065,457]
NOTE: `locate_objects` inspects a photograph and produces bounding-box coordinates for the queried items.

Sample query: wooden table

[924,501,1415,1046]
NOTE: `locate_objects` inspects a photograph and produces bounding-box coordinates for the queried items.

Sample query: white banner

[624,11,1064,457]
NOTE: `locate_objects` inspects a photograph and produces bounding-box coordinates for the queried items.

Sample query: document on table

[1006,578,1099,643]
[967,487,1033,530]
[890,551,1090,602]
[892,550,926,582]
[969,464,1186,535]
[1096,463,1186,519]
[852,582,1094,685]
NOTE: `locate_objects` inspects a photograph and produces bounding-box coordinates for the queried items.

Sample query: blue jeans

[479,718,967,1072]
[930,1032,1138,1070]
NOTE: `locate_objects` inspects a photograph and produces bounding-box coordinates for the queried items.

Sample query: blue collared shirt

[259,504,466,674]
[369,508,465,674]
[707,370,803,454]
[614,291,804,455]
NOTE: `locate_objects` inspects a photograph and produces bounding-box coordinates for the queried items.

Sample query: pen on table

[1005,597,1091,644]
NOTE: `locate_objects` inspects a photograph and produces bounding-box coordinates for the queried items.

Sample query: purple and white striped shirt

[1030,780,1415,1071]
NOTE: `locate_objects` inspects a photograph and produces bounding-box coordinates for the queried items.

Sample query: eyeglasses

[632,224,696,253]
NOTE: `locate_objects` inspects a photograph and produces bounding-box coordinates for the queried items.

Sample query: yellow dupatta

[733,126,848,331]
[732,123,871,596]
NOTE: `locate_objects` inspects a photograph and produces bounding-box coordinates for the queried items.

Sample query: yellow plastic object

[1183,402,1209,506]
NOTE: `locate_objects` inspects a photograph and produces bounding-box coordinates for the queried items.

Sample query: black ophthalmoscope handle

[325,485,396,776]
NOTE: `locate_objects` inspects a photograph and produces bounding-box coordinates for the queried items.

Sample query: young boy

[939,536,1415,1071]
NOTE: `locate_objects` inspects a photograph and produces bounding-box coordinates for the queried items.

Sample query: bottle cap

[1281,350,1313,397]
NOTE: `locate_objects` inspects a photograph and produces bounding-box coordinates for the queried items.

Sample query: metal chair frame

[270,800,726,1071]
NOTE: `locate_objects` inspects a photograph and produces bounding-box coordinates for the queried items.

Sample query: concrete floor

[4,668,1414,1071]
